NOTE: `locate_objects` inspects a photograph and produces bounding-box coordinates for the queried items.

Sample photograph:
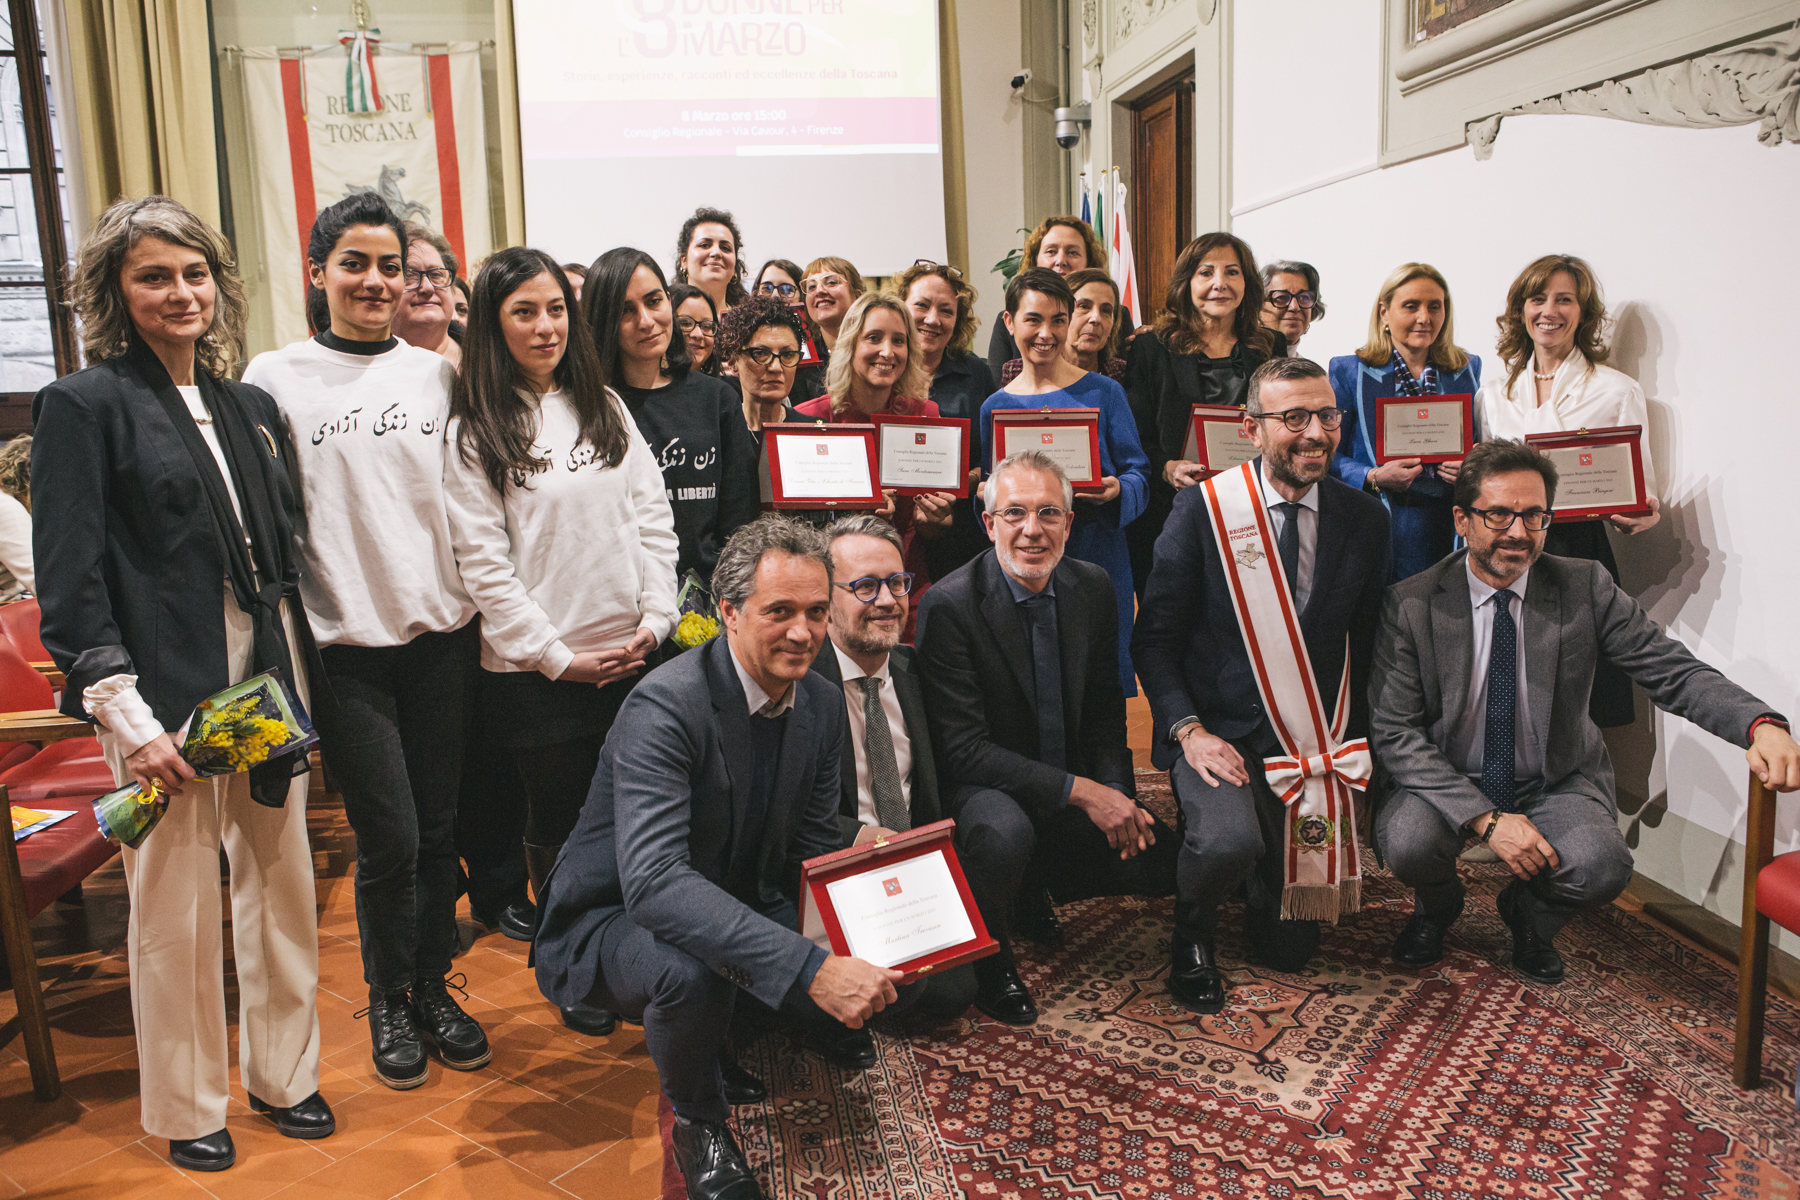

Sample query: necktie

[1020,594,1067,770]
[1276,502,1301,601]
[857,676,910,832]
[1479,590,1518,814]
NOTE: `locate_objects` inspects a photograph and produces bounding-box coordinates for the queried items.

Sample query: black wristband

[1477,813,1499,843]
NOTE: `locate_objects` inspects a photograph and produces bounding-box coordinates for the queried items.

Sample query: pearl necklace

[1532,361,1558,382]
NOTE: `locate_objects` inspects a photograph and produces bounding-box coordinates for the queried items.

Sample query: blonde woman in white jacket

[443,247,678,1036]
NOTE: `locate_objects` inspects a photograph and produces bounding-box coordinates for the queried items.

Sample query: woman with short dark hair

[586,248,760,585]
[716,296,809,437]
[393,222,462,367]
[36,195,331,1170]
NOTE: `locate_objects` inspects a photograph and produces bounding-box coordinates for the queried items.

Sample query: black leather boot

[526,840,619,1035]
[1497,882,1566,984]
[1169,933,1226,1014]
[670,1115,769,1200]
[358,986,428,1089]
[410,974,492,1070]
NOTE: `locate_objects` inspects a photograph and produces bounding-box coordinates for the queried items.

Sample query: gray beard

[1264,440,1330,493]
[996,543,1060,583]
[840,621,900,658]
[1469,538,1541,582]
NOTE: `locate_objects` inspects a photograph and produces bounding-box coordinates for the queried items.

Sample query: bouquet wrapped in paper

[93,670,318,847]
[671,570,721,650]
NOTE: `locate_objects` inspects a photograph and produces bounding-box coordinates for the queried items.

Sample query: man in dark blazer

[916,451,1178,1027]
[534,517,908,1200]
[1134,356,1391,1013]
[1371,440,1799,985]
[810,515,976,1020]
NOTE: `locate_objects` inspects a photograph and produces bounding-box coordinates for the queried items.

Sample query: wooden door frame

[1129,68,1194,322]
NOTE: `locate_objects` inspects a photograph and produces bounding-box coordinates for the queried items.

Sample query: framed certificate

[1374,393,1473,464]
[790,304,822,367]
[872,414,970,496]
[1181,404,1259,476]
[764,423,881,509]
[990,407,1104,492]
[1524,425,1652,521]
[800,819,999,984]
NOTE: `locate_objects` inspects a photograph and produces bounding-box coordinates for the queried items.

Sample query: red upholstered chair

[1735,773,1800,1093]
[0,598,49,663]
[0,628,112,802]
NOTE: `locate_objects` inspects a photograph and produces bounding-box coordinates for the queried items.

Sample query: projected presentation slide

[515,0,948,276]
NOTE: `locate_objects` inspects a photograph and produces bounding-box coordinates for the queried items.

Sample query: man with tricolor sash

[1134,357,1391,1014]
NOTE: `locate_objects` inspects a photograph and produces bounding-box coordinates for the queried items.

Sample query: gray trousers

[1170,754,1290,938]
[1376,784,1634,941]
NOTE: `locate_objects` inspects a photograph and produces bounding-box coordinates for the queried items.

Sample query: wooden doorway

[1129,70,1194,323]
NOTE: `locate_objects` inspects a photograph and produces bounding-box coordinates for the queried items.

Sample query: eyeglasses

[1461,505,1555,532]
[912,259,964,278]
[757,282,799,298]
[741,345,802,367]
[404,267,453,290]
[837,572,915,603]
[1252,406,1344,432]
[1266,290,1316,311]
[803,275,845,293]
[992,505,1070,526]
[675,316,716,336]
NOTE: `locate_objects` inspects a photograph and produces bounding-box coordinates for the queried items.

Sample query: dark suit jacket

[1133,463,1391,767]
[30,354,301,730]
[1368,551,1781,829]
[809,641,942,843]
[914,549,1133,819]
[534,636,845,1012]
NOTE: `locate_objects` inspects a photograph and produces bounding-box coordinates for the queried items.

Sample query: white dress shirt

[730,642,796,717]
[1258,458,1319,612]
[831,641,913,828]
[1445,560,1540,785]
[1475,352,1658,492]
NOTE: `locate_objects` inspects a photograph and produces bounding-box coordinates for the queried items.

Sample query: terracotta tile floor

[0,697,1165,1198]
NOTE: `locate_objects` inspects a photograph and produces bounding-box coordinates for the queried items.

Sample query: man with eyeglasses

[916,450,1178,1026]
[1134,356,1392,1013]
[1371,440,1799,984]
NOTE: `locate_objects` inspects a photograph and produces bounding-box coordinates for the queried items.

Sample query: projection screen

[514,0,949,277]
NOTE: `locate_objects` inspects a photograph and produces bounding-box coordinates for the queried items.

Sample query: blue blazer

[1328,354,1482,497]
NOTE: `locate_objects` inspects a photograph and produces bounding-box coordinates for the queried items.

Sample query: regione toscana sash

[1201,462,1369,921]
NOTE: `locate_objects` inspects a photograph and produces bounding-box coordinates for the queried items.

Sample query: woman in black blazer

[31,196,332,1172]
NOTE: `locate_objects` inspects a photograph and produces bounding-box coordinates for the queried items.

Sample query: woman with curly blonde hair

[1475,254,1660,726]
[32,195,330,1170]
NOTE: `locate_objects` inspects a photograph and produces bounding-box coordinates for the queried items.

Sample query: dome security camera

[1053,103,1091,150]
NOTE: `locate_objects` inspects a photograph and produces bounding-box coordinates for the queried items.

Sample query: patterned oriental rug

[661,771,1800,1199]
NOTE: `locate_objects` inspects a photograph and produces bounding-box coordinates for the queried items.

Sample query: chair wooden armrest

[28,662,66,688]
[0,711,92,743]
[1735,772,1778,1088]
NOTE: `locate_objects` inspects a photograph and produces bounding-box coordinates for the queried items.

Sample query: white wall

[1229,4,1800,952]
[957,0,1028,310]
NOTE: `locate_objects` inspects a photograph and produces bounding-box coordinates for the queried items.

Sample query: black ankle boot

[357,987,427,1089]
[410,974,492,1070]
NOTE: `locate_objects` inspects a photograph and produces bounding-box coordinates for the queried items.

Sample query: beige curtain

[62,0,221,228]
[938,0,969,276]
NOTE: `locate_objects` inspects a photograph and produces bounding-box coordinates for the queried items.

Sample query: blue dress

[1328,353,1482,582]
[980,372,1149,696]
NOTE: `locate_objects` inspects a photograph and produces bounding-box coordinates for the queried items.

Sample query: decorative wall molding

[1466,26,1800,159]
[1083,0,1100,61]
[1110,0,1184,50]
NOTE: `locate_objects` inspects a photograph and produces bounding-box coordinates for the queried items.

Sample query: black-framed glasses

[742,345,802,368]
[675,315,716,336]
[837,572,915,603]
[993,505,1070,526]
[404,267,453,290]
[1253,406,1343,432]
[757,282,799,298]
[1461,505,1555,532]
[912,258,964,278]
[1266,290,1316,311]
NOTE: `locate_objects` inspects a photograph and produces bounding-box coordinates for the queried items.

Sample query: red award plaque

[990,407,1104,492]
[764,423,881,509]
[1373,393,1474,464]
[1524,425,1652,521]
[799,819,999,984]
[1181,404,1259,477]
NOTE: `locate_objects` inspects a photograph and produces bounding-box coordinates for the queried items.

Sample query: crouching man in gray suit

[534,516,911,1200]
[1370,440,1800,986]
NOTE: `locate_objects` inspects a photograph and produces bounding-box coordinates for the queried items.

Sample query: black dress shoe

[472,898,537,942]
[1168,934,1226,1014]
[720,1058,768,1105]
[1391,909,1458,969]
[972,961,1038,1026]
[560,999,618,1036]
[1014,887,1064,946]
[805,1022,877,1071]
[248,1091,336,1139]
[1497,883,1566,985]
[169,1129,236,1172]
[410,975,492,1070]
[670,1116,769,1200]
[358,989,428,1090]
[1246,915,1320,973]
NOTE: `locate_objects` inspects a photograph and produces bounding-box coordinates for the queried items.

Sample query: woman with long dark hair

[244,192,490,1091]
[1124,231,1283,597]
[35,196,331,1170]
[668,282,720,376]
[586,247,760,586]
[445,247,678,1035]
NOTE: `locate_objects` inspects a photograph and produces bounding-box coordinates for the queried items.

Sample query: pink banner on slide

[522,97,940,159]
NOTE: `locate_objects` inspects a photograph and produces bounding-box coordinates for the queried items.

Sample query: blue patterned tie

[1480,591,1518,814]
